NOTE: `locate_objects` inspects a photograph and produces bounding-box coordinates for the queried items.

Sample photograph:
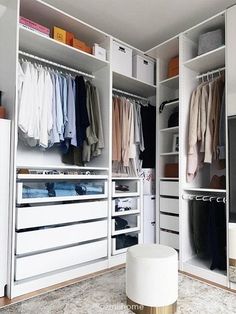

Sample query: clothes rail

[19,50,95,79]
[112,88,148,102]
[196,67,225,80]
[182,194,226,203]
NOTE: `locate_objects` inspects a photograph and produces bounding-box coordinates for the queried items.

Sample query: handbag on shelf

[168,107,179,128]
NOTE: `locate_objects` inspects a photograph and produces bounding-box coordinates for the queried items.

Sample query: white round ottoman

[126,244,178,314]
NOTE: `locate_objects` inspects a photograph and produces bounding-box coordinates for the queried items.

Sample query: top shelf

[20,0,109,47]
[184,46,225,73]
[19,26,109,74]
[112,71,156,98]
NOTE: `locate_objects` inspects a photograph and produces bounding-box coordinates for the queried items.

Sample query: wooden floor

[0,264,125,308]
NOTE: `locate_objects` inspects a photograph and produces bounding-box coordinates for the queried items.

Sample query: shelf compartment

[16,200,108,230]
[112,198,140,216]
[183,256,227,286]
[16,180,108,204]
[16,220,108,255]
[112,215,140,236]
[19,27,109,74]
[184,46,225,73]
[160,126,179,133]
[111,232,139,255]
[112,71,156,98]
[159,75,179,89]
[15,239,108,281]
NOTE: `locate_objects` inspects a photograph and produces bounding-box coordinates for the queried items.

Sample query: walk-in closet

[0,0,236,307]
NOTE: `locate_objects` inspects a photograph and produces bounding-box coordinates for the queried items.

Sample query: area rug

[0,268,236,313]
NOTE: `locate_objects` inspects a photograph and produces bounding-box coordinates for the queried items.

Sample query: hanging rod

[182,194,226,203]
[196,67,225,80]
[112,88,148,101]
[18,50,95,79]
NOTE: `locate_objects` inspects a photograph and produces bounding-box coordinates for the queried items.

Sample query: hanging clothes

[18,60,104,165]
[139,104,156,168]
[112,95,145,177]
[187,75,225,182]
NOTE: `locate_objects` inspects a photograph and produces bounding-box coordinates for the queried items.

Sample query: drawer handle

[151,197,156,200]
[151,221,156,226]
[143,60,148,65]
[119,46,126,53]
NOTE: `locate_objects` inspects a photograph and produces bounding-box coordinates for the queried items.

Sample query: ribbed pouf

[126,244,178,314]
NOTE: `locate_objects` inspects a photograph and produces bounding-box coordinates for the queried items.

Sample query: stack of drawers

[159,180,179,251]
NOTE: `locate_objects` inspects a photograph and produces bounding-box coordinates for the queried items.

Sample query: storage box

[112,41,132,77]
[84,45,92,54]
[140,168,155,195]
[20,16,50,36]
[66,31,74,46]
[72,38,86,50]
[93,44,106,61]
[167,56,179,78]
[198,29,224,55]
[133,55,155,85]
[164,163,179,178]
[53,26,66,44]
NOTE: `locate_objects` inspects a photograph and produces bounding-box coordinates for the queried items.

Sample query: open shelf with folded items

[111,178,143,256]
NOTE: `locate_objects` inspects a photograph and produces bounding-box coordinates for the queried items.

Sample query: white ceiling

[45,0,236,51]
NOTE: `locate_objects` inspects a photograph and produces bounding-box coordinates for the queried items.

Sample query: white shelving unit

[146,36,180,251]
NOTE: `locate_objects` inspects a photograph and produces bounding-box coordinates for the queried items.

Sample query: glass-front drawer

[111,214,140,236]
[17,180,108,204]
[112,198,140,216]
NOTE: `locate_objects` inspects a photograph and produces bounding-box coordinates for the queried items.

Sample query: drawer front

[160,214,179,232]
[112,198,140,215]
[16,181,108,204]
[160,181,179,197]
[160,230,179,250]
[16,220,108,255]
[112,180,140,197]
[16,201,108,229]
[112,233,139,255]
[160,197,179,214]
[111,215,140,235]
[15,239,108,280]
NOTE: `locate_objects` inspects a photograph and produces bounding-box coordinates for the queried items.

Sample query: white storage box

[112,41,132,77]
[93,43,106,61]
[133,55,155,85]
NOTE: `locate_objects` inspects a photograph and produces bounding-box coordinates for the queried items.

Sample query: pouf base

[127,297,177,314]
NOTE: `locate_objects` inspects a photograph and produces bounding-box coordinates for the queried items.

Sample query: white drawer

[112,233,139,255]
[16,201,108,229]
[112,180,140,197]
[16,220,107,255]
[160,214,179,232]
[16,180,108,204]
[112,198,140,216]
[160,197,179,214]
[15,239,108,280]
[160,230,179,250]
[112,215,140,236]
[160,181,179,197]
